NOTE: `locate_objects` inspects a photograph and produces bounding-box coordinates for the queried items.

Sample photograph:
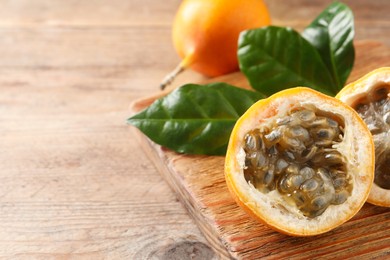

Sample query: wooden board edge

[130,126,233,259]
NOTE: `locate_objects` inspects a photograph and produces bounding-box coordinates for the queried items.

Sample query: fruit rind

[225,87,374,236]
[336,67,390,207]
[172,0,271,77]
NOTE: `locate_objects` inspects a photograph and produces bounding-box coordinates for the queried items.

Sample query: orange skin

[172,0,271,77]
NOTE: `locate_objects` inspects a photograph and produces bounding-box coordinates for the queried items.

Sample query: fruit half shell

[337,67,390,207]
[225,87,374,236]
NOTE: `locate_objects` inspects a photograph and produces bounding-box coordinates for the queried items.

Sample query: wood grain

[132,42,390,259]
[0,0,213,258]
[0,0,389,259]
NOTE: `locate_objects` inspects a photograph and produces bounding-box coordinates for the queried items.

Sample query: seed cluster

[243,108,351,218]
[354,85,390,189]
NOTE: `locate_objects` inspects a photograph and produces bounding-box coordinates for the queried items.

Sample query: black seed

[275,159,289,174]
[333,177,347,190]
[255,152,268,169]
[311,196,328,210]
[316,128,335,139]
[276,116,292,125]
[324,151,344,165]
[292,191,306,207]
[278,176,289,194]
[263,170,274,186]
[296,110,316,122]
[284,151,295,160]
[244,131,263,151]
[288,125,310,140]
[332,191,349,205]
[268,145,278,156]
[287,174,304,190]
[301,146,318,160]
[299,167,315,180]
[327,118,339,128]
[245,151,257,167]
[301,179,319,193]
[280,136,305,153]
[265,130,282,143]
[286,164,300,175]
[311,117,328,127]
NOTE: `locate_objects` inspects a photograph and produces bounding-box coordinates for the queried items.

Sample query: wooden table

[0,0,388,259]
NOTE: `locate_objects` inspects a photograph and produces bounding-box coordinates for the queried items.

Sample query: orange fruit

[336,67,390,207]
[161,0,271,89]
[225,87,374,236]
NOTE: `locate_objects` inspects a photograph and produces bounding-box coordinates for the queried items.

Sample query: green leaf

[238,26,337,96]
[303,2,354,91]
[128,83,264,156]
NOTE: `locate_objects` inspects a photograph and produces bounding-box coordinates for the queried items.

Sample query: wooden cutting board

[131,41,390,259]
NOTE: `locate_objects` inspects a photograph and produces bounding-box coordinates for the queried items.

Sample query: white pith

[227,89,374,235]
[337,69,390,206]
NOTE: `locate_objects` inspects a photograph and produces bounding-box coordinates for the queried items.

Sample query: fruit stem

[160,55,192,90]
[160,63,185,90]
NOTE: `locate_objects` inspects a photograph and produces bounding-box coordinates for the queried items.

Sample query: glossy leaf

[128,83,264,155]
[303,2,354,91]
[238,26,337,96]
